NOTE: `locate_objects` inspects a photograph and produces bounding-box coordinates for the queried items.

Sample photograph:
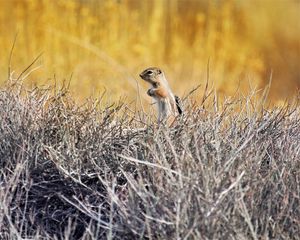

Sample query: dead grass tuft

[0,77,299,239]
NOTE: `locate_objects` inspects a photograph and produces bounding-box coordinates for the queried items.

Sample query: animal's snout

[139,73,147,79]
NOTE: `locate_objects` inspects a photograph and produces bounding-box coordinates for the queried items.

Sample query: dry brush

[0,80,299,239]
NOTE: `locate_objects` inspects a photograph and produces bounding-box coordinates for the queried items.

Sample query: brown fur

[140,67,181,123]
[151,87,168,99]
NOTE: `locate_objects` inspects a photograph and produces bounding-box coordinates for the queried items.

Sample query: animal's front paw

[147,88,155,97]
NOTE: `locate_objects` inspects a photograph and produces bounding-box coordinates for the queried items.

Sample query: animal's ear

[157,69,162,74]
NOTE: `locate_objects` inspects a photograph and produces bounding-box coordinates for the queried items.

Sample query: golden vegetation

[0,0,299,102]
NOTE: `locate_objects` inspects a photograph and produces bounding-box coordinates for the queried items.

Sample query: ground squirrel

[139,67,183,123]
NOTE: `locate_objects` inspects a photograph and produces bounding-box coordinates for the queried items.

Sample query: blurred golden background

[0,0,299,103]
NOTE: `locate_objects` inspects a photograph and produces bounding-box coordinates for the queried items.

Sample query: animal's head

[139,67,163,87]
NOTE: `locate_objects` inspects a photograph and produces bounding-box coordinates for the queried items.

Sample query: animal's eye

[146,70,153,75]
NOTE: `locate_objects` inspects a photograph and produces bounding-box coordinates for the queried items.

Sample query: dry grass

[1,1,299,238]
[0,0,299,101]
[0,70,299,239]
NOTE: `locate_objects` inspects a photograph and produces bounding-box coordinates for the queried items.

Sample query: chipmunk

[139,67,183,123]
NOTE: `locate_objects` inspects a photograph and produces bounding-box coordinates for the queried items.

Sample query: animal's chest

[155,87,169,99]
